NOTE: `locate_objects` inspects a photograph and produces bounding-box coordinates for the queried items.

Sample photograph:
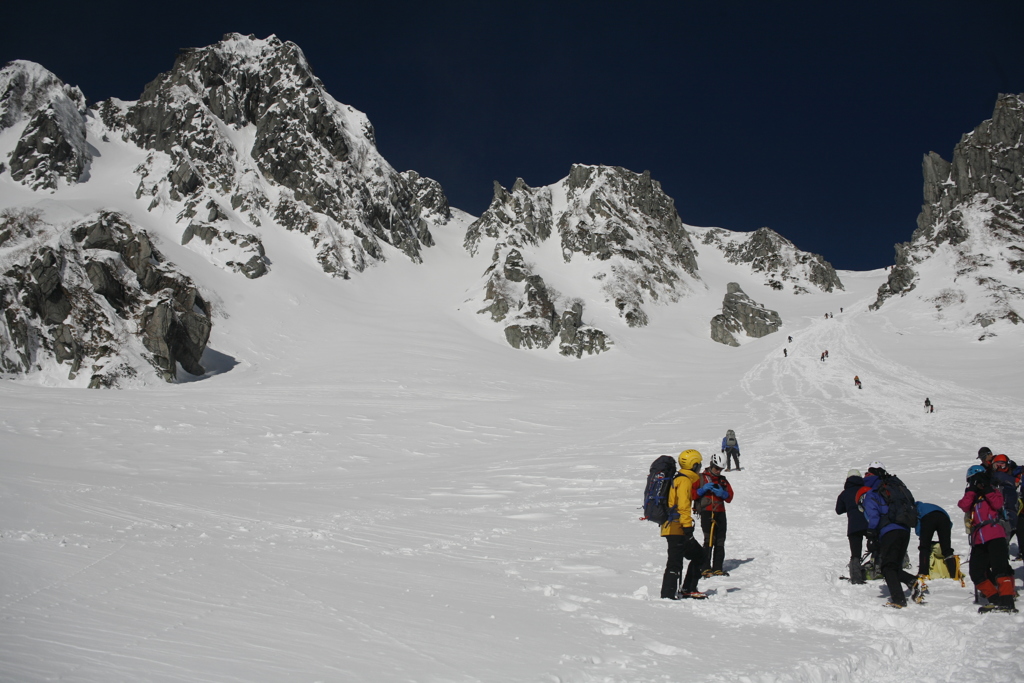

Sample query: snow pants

[725,447,740,470]
[969,537,1015,609]
[847,531,867,583]
[661,529,704,598]
[917,510,955,577]
[879,528,916,605]
[700,510,727,572]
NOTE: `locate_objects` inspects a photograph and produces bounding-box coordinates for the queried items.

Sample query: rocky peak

[872,94,1024,333]
[467,165,699,354]
[697,225,843,294]
[0,60,90,191]
[119,33,449,278]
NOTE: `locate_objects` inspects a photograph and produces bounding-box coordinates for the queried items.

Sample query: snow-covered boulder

[710,282,783,346]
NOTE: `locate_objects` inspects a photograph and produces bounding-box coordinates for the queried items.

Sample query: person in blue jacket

[721,430,740,471]
[915,502,956,578]
[856,461,918,607]
[835,469,869,583]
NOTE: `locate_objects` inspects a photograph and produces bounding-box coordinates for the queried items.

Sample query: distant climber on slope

[721,429,740,471]
[854,376,862,389]
[836,468,868,584]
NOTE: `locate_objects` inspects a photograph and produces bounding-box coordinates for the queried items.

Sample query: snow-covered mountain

[0,35,455,387]
[464,164,700,355]
[4,35,1024,683]
[872,94,1024,337]
[1,34,1020,388]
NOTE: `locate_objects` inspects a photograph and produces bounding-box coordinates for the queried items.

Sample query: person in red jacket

[958,465,1016,613]
[692,453,735,577]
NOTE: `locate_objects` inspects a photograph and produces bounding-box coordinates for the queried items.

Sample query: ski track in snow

[2,284,1024,681]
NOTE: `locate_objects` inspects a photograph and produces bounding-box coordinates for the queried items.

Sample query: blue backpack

[641,456,678,524]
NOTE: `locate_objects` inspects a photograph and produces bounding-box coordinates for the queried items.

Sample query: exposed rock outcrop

[181,221,268,279]
[0,60,91,191]
[871,94,1024,333]
[118,33,450,278]
[0,210,212,386]
[697,226,843,293]
[467,164,700,353]
[710,282,782,346]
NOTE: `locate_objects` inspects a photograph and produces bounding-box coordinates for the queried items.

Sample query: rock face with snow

[872,94,1024,333]
[109,33,450,279]
[696,226,843,293]
[0,61,91,191]
[466,164,699,353]
[710,282,783,346]
[0,210,212,387]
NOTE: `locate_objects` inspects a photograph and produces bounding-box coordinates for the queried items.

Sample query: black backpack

[878,474,918,528]
[993,467,1019,526]
[641,455,679,524]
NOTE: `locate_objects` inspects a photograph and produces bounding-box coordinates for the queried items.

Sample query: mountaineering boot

[712,570,730,577]
[883,601,906,609]
[911,576,928,604]
[660,570,681,600]
[996,575,1016,611]
[848,557,866,584]
[679,590,708,600]
[978,600,1018,613]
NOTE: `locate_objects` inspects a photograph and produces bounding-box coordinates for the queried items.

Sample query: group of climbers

[648,434,1021,613]
[835,448,1021,613]
[653,430,739,600]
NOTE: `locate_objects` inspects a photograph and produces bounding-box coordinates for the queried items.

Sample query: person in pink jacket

[958,465,1017,613]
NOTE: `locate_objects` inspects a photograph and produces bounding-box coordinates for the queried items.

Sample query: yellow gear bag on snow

[928,542,966,586]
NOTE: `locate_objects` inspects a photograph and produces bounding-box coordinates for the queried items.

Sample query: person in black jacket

[836,469,869,583]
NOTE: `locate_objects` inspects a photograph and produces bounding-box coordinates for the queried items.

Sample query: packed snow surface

[2,198,1024,682]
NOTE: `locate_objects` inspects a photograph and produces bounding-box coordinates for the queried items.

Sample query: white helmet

[710,452,726,469]
[867,460,886,472]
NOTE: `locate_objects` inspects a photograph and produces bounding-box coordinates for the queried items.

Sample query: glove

[711,485,728,498]
[696,483,713,496]
[865,529,878,552]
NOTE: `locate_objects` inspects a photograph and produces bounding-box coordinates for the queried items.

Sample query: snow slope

[2,212,1024,682]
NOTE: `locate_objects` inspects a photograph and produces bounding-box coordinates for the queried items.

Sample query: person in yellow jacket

[660,449,708,599]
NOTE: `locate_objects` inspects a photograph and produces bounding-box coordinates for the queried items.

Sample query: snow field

[3,267,1024,681]
[2,160,1024,680]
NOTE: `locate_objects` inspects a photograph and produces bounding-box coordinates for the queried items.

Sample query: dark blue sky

[4,1,1022,270]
